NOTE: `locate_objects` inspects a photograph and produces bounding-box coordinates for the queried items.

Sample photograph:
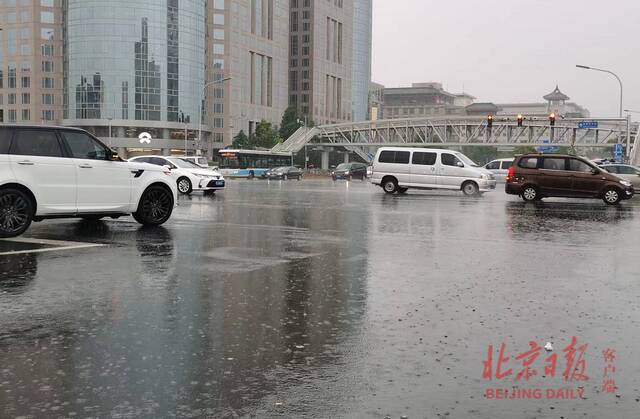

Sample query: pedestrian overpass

[271,116,638,168]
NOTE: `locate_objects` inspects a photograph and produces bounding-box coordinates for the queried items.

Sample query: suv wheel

[603,188,621,205]
[462,181,479,196]
[521,185,538,202]
[382,178,398,194]
[177,177,193,195]
[0,188,33,238]
[133,185,174,226]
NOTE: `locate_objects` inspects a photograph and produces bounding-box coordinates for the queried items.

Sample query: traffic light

[549,113,556,126]
[487,115,493,128]
[517,114,524,127]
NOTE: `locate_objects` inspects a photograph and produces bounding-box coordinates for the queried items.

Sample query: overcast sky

[372,0,640,118]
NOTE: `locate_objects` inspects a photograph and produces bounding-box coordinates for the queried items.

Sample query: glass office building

[351,0,372,122]
[63,0,205,142]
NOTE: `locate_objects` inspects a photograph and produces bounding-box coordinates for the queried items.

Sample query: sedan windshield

[456,153,479,167]
[170,158,202,169]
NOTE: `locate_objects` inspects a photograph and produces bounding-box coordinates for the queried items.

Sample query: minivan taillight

[506,166,515,183]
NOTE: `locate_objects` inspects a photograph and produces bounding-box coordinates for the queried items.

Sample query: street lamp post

[198,77,231,156]
[107,117,113,148]
[576,64,623,118]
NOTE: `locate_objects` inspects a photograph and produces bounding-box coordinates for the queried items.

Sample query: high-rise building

[0,0,64,125]
[61,0,206,157]
[351,0,371,122]
[205,0,289,147]
[289,0,353,125]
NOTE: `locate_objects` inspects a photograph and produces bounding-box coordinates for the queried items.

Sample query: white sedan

[129,156,226,195]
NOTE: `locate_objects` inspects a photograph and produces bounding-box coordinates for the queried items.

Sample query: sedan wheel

[0,189,33,238]
[177,177,192,195]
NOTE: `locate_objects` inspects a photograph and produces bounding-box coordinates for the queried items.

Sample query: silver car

[601,164,640,191]
[484,158,514,180]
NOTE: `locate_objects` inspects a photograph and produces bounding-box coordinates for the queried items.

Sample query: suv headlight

[620,180,632,187]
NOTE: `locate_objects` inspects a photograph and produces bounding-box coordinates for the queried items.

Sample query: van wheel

[382,178,398,194]
[603,188,621,205]
[133,185,174,226]
[521,185,538,202]
[177,177,192,195]
[0,188,34,238]
[462,181,479,196]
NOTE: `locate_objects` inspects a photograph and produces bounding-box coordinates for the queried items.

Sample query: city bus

[218,149,294,178]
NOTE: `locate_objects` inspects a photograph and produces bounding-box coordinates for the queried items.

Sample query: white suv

[0,125,177,238]
[371,147,497,195]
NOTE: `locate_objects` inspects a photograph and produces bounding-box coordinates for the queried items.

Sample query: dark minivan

[505,154,634,205]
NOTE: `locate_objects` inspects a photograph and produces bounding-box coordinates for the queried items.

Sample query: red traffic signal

[549,113,556,126]
[517,114,524,127]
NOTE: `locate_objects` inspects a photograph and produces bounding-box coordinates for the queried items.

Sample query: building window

[41,28,54,40]
[42,61,54,73]
[21,109,30,121]
[250,52,272,106]
[213,44,224,55]
[40,11,54,24]
[251,0,273,40]
[8,94,16,105]
[213,14,224,25]
[41,44,54,56]
[42,93,54,105]
[213,29,224,40]
[42,77,54,88]
[214,0,224,9]
[21,93,30,105]
[21,76,30,88]
[42,110,55,121]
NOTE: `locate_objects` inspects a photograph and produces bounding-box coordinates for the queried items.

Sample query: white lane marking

[0,237,104,256]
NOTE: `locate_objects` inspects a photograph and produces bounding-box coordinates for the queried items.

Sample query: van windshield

[456,153,479,167]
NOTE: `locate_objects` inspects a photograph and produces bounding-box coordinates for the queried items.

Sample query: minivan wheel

[383,179,398,194]
[177,177,193,195]
[133,185,174,226]
[603,188,621,205]
[522,186,538,202]
[0,188,34,238]
[462,181,479,196]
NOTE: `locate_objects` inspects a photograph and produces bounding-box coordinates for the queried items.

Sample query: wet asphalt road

[1,179,640,419]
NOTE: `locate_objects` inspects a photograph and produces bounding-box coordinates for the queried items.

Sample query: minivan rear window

[379,150,410,164]
[518,157,538,169]
[0,128,12,154]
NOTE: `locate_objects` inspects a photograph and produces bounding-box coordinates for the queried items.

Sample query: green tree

[253,120,281,149]
[232,130,250,149]
[279,106,301,140]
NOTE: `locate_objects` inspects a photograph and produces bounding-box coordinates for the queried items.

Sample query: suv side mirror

[110,150,120,161]
[163,165,173,171]
[456,161,464,168]
[591,168,600,175]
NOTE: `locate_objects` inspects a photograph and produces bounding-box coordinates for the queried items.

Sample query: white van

[371,147,497,195]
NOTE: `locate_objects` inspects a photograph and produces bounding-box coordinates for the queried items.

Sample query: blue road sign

[613,143,624,160]
[536,139,560,154]
[578,121,599,129]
